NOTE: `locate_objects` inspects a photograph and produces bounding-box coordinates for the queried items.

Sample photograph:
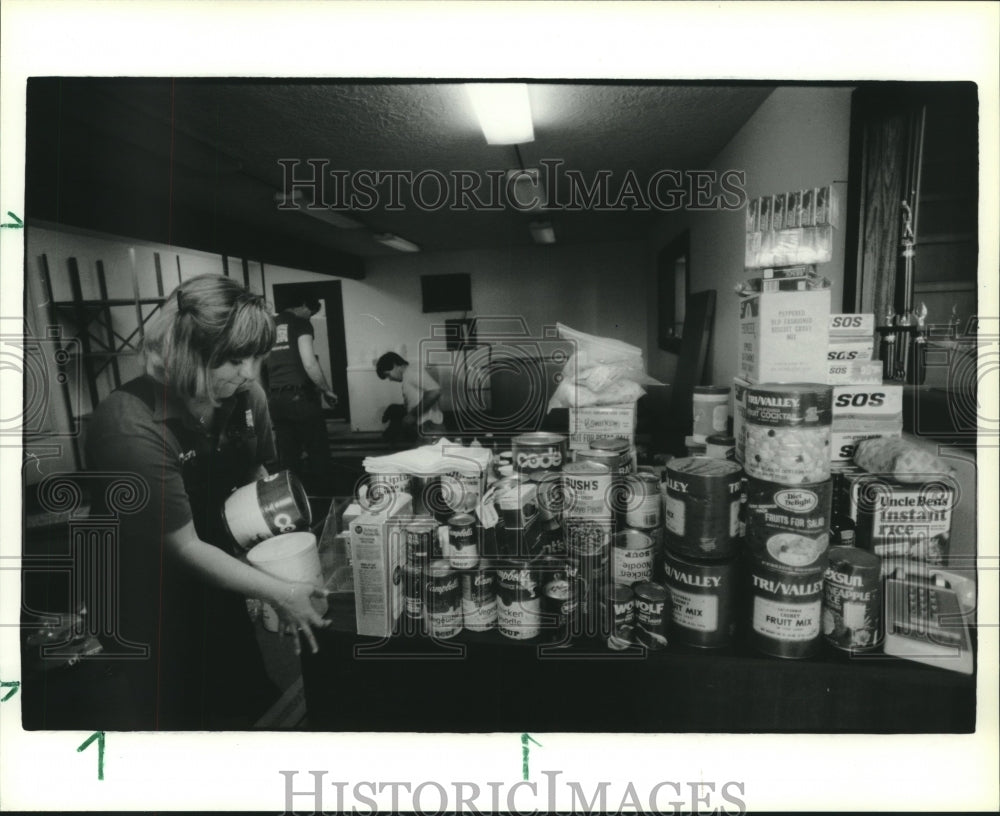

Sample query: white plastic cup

[246,532,328,616]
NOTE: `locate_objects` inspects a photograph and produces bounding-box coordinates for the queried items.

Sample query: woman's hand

[270,580,331,655]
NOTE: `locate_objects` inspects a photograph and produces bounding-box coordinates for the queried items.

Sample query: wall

[646,86,854,388]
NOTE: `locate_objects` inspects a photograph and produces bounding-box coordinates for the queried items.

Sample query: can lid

[428,559,454,576]
[632,581,668,602]
[562,460,611,476]
[667,457,742,479]
[611,583,636,602]
[513,432,566,446]
[590,437,631,453]
[614,528,653,550]
[693,385,731,396]
[448,513,477,526]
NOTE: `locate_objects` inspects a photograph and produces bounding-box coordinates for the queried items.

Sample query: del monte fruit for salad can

[744,477,832,572]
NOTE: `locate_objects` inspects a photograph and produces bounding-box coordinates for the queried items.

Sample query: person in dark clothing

[85,274,329,730]
[266,297,337,492]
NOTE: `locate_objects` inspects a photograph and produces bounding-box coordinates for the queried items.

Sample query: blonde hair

[143,274,275,404]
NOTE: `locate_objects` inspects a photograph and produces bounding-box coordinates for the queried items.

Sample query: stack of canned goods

[742,383,833,659]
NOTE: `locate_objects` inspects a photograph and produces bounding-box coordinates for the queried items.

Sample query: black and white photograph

[2,2,997,814]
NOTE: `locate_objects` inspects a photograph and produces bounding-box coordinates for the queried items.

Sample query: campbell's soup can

[662,549,738,648]
[744,477,832,572]
[448,513,479,570]
[624,470,662,530]
[495,559,542,640]
[562,461,613,521]
[426,560,462,639]
[589,437,634,474]
[823,546,883,653]
[541,576,581,647]
[633,581,669,650]
[664,457,743,559]
[461,562,497,632]
[611,528,655,586]
[513,432,567,480]
[749,551,826,659]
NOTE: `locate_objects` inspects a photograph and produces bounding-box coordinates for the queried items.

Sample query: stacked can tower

[742,383,833,658]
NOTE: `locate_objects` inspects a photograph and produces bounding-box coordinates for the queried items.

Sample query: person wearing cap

[266,296,337,493]
[84,274,329,730]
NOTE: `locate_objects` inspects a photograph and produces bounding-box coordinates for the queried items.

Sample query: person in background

[266,296,338,493]
[85,274,329,730]
[375,351,445,444]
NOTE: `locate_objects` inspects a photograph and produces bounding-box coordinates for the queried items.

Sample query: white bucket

[246,532,328,616]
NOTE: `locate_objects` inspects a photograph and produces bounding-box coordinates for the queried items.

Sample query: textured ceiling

[26,79,775,273]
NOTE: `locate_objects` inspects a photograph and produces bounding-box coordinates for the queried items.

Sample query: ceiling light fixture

[465,83,535,145]
[375,233,421,253]
[529,220,556,245]
[274,189,365,229]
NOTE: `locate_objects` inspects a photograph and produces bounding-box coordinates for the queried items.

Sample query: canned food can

[744,384,832,484]
[495,559,542,640]
[611,528,655,586]
[405,519,437,564]
[441,469,484,514]
[562,461,613,521]
[749,551,826,659]
[223,469,312,550]
[542,577,581,646]
[624,469,662,529]
[362,472,412,511]
[403,562,425,621]
[512,432,567,479]
[565,519,613,633]
[448,513,479,570]
[664,457,743,559]
[633,581,670,649]
[744,477,832,572]
[662,549,738,648]
[534,471,565,531]
[589,437,634,474]
[823,546,882,653]
[705,434,736,460]
[606,583,636,650]
[426,560,462,639]
[461,562,497,632]
[575,447,625,474]
[491,476,542,558]
[692,385,731,443]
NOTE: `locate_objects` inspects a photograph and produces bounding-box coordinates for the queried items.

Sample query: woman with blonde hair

[85,274,328,729]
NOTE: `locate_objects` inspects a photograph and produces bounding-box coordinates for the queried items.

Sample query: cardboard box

[349,494,413,637]
[825,360,884,385]
[738,287,831,383]
[745,225,835,268]
[568,403,637,450]
[829,313,875,336]
[828,337,874,362]
[832,384,904,419]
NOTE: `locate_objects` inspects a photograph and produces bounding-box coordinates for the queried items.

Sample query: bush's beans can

[426,560,462,639]
[823,546,882,653]
[744,384,832,485]
[744,477,832,572]
[491,476,542,559]
[513,432,567,480]
[461,561,497,632]
[624,469,662,530]
[612,528,655,586]
[662,549,738,648]
[405,520,436,563]
[664,457,742,559]
[495,559,542,640]
[606,583,636,650]
[589,437,634,474]
[542,576,581,646]
[562,461,613,521]
[448,513,479,570]
[749,551,826,659]
[633,581,669,649]
[692,385,731,442]
[534,471,564,531]
[705,434,736,460]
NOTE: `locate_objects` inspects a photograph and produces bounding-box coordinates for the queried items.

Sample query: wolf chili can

[425,560,462,639]
[513,432,567,480]
[823,546,882,653]
[562,461,614,521]
[749,551,826,659]
[606,583,637,650]
[448,513,479,570]
[495,559,542,640]
[662,549,738,648]
[633,581,669,650]
[664,457,742,559]
[461,561,497,632]
[744,477,832,572]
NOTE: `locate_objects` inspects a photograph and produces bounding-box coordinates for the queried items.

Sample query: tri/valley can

[822,546,882,653]
[495,559,542,640]
[744,383,832,485]
[426,560,462,639]
[749,551,826,659]
[461,562,497,632]
[664,457,742,559]
[633,581,669,650]
[662,549,738,649]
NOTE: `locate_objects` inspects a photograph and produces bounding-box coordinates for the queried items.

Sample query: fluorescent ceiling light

[529,220,556,245]
[274,189,365,229]
[375,233,421,253]
[465,84,534,145]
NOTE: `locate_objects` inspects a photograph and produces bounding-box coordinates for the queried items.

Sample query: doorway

[272,281,350,423]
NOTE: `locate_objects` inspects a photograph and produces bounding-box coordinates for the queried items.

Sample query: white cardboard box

[829,313,875,336]
[827,337,874,362]
[349,494,413,637]
[832,384,904,419]
[738,288,830,383]
[826,360,883,385]
[568,403,637,449]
